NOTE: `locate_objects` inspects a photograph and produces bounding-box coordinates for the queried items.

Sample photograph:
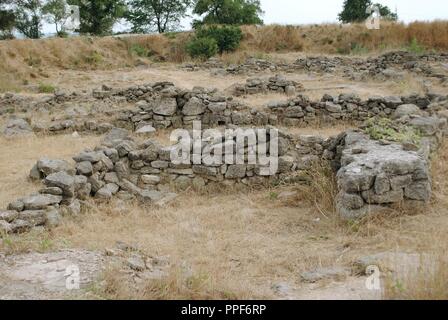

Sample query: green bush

[186,37,219,60]
[38,83,56,94]
[196,25,242,53]
[129,44,149,57]
[363,118,422,146]
[407,38,425,54]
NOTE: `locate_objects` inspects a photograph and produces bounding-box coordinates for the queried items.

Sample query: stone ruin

[2,81,448,136]
[231,75,303,97]
[1,53,448,234]
[182,51,448,83]
[2,98,448,234]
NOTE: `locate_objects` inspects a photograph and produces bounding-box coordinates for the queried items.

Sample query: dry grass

[0,134,101,208]
[383,252,448,300]
[0,135,448,298]
[2,21,448,92]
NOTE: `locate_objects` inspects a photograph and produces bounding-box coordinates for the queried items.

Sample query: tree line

[0,0,397,40]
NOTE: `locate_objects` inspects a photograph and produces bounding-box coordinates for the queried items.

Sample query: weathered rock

[39,187,63,196]
[45,209,62,228]
[7,200,24,212]
[17,210,47,226]
[20,194,62,210]
[76,161,93,176]
[393,104,423,119]
[135,125,156,135]
[36,158,74,177]
[102,128,130,147]
[45,171,75,197]
[3,118,33,136]
[153,97,177,116]
[404,181,431,201]
[0,220,12,233]
[0,210,18,223]
[182,97,206,116]
[225,164,247,179]
[96,183,120,199]
[141,175,161,185]
[73,151,103,163]
[336,192,365,210]
[127,255,146,271]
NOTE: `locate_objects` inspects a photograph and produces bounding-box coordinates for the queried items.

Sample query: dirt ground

[1,57,448,300]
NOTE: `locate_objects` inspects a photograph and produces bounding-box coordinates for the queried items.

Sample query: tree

[126,0,192,34]
[42,0,73,36]
[0,1,15,39]
[69,0,126,35]
[376,3,398,21]
[338,0,397,23]
[193,0,263,27]
[13,0,43,39]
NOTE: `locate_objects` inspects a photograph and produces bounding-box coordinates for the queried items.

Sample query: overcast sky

[257,0,448,25]
[41,0,448,34]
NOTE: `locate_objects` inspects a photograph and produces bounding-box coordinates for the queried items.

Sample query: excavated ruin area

[1,51,448,300]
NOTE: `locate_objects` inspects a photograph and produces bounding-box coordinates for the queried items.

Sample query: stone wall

[1,126,339,234]
[335,115,448,219]
[3,80,448,137]
[182,51,448,82]
[2,112,448,234]
[232,75,303,97]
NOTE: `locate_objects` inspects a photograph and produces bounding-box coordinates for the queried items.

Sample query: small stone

[76,161,93,176]
[0,220,12,233]
[45,209,62,228]
[141,175,161,185]
[8,200,24,212]
[0,210,18,223]
[21,194,62,210]
[127,255,146,272]
[135,125,156,135]
[17,210,47,226]
[39,187,63,196]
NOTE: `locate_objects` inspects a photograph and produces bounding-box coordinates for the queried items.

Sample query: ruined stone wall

[335,116,448,219]
[1,126,339,234]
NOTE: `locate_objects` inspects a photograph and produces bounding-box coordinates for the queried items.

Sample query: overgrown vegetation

[186,36,218,60]
[363,118,423,146]
[196,25,243,54]
[407,37,425,54]
[38,82,55,93]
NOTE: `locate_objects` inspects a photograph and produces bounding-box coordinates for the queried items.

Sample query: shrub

[363,118,422,146]
[407,37,425,54]
[38,83,56,93]
[196,25,243,54]
[186,37,219,60]
[129,44,150,57]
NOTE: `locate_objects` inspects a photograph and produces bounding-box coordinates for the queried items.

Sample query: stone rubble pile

[294,51,448,81]
[232,75,304,97]
[1,125,345,234]
[335,114,448,219]
[181,51,448,81]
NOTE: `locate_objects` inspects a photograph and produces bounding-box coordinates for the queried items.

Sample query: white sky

[40,0,448,34]
[257,0,448,25]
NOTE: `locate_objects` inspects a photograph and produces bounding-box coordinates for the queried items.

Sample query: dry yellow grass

[0,134,101,208]
[2,21,448,92]
[0,135,448,299]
